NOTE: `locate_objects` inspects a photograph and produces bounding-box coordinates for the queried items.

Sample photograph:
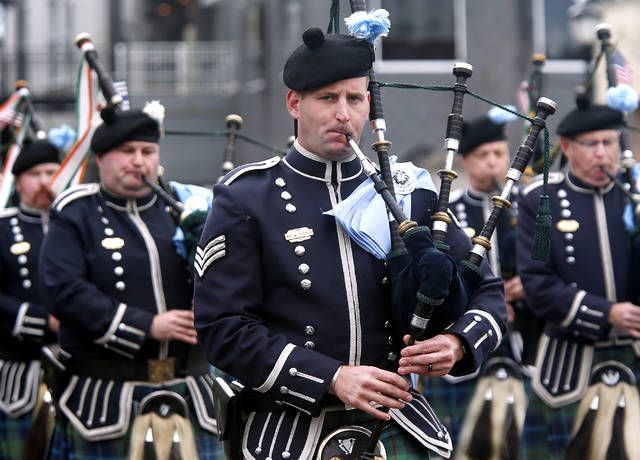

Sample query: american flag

[611,48,634,86]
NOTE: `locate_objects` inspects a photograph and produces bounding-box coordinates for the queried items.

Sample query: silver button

[474,315,482,322]
[280,191,292,201]
[9,218,17,225]
[388,336,393,345]
[565,245,575,254]
[300,279,311,290]
[12,226,20,234]
[285,203,297,213]
[19,267,29,277]
[580,305,588,312]
[101,217,109,225]
[22,279,32,289]
[275,178,286,188]
[255,448,262,455]
[557,189,567,198]
[289,368,297,376]
[282,452,291,459]
[458,212,467,220]
[17,255,27,264]
[294,245,306,256]
[97,206,103,213]
[460,221,468,228]
[455,203,465,211]
[381,276,389,286]
[115,281,126,291]
[118,323,126,330]
[14,234,24,242]
[387,352,397,361]
[104,228,114,236]
[561,209,571,218]
[567,256,576,264]
[298,263,310,275]
[304,341,315,350]
[305,325,315,336]
[565,233,574,241]
[114,266,124,276]
[384,321,391,329]
[560,199,570,208]
[488,330,493,336]
[112,252,122,261]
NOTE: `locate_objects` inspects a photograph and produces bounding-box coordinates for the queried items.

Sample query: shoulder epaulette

[521,172,564,197]
[53,183,100,212]
[0,207,19,219]
[223,156,281,186]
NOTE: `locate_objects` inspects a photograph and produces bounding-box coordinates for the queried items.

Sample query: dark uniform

[517,104,638,458]
[194,138,508,458]
[40,108,222,459]
[0,205,53,459]
[0,139,60,459]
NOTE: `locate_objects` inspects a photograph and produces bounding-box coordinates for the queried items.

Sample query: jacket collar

[282,140,363,183]
[99,185,157,211]
[18,204,46,223]
[465,186,493,205]
[566,169,615,195]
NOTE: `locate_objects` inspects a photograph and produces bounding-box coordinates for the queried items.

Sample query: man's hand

[332,365,412,421]
[398,333,464,377]
[150,309,198,344]
[608,302,640,338]
[504,276,526,303]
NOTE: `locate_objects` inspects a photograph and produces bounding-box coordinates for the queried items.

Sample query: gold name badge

[101,237,125,250]
[556,219,579,233]
[10,241,31,255]
[284,227,314,243]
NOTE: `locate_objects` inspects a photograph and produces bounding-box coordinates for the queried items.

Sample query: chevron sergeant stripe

[194,234,226,278]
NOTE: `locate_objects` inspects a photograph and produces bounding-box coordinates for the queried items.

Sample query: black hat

[283,28,373,92]
[557,101,624,137]
[90,107,160,154]
[459,116,508,156]
[12,139,60,176]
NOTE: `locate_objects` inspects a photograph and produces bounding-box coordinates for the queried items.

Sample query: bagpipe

[597,23,640,221]
[48,32,124,195]
[314,1,558,457]
[520,53,559,181]
[595,23,639,207]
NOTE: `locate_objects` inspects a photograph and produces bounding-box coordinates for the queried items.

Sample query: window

[372,0,467,73]
[532,0,601,72]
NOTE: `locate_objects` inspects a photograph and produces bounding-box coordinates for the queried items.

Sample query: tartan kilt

[0,409,33,459]
[421,376,476,448]
[423,374,534,459]
[522,344,640,460]
[47,381,224,460]
[319,410,431,459]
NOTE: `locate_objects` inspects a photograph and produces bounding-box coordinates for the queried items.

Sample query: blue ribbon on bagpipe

[169,182,212,259]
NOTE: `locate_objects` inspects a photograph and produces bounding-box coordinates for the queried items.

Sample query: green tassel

[531,127,552,260]
[531,194,551,260]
